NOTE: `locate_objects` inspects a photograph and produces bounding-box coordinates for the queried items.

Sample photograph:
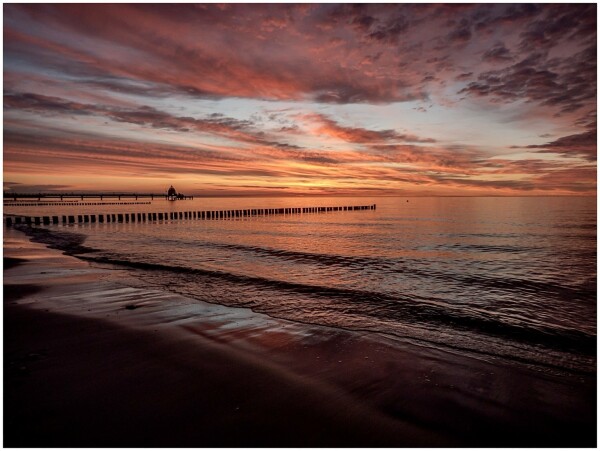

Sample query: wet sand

[4,228,596,447]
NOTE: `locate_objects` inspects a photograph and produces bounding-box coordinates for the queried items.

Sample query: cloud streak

[3,4,596,196]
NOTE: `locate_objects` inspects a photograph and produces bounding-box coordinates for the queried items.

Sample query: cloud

[304,113,436,144]
[4,4,434,105]
[446,19,472,44]
[2,4,596,196]
[3,91,301,151]
[459,44,596,115]
[3,182,74,193]
[533,167,597,192]
[455,72,473,81]
[474,4,543,32]
[369,144,482,173]
[518,4,596,52]
[519,130,597,162]
[482,44,513,63]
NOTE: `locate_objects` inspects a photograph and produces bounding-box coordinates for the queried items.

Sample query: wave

[153,235,596,304]
[21,225,596,359]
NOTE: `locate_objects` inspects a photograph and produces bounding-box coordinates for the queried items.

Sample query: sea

[5,196,597,376]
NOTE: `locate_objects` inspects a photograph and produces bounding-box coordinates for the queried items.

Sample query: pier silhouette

[4,192,193,202]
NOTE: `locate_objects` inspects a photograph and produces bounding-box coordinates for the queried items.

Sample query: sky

[3,3,597,196]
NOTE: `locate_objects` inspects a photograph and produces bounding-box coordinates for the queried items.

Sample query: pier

[4,201,152,207]
[3,192,193,201]
[5,204,376,227]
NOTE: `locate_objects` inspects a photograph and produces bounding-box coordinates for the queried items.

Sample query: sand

[3,228,596,447]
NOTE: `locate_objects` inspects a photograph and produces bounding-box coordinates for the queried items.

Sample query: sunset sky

[3,3,596,196]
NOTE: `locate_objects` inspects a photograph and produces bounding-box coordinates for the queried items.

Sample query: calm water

[8,196,597,374]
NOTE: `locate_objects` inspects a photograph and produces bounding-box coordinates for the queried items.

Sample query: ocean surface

[6,196,597,374]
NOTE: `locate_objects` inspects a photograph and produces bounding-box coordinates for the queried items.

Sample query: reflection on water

[14,196,597,374]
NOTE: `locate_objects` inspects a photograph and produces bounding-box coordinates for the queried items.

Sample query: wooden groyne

[5,204,376,227]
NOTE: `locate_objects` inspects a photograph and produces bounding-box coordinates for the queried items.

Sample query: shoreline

[4,227,597,447]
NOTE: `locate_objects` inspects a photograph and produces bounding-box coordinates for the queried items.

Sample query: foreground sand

[4,228,596,447]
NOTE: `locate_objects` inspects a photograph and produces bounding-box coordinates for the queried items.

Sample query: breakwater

[5,204,376,226]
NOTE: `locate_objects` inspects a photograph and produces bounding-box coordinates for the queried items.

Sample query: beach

[4,226,596,447]
[4,2,597,447]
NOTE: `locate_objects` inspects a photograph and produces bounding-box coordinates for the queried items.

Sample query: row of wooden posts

[5,204,376,227]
